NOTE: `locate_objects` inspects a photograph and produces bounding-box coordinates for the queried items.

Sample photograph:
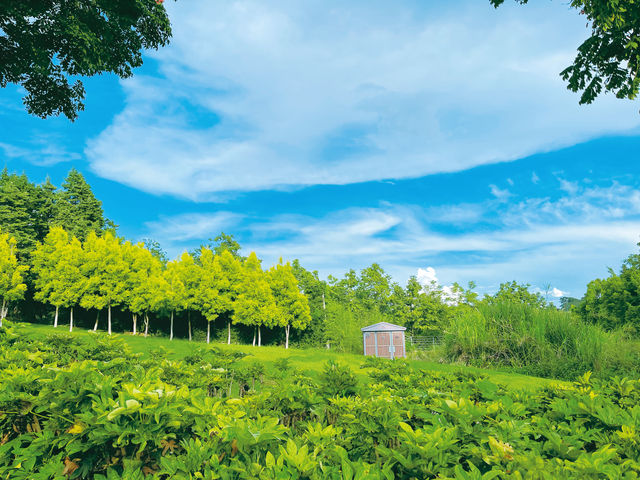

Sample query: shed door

[392,331,405,358]
[377,332,391,358]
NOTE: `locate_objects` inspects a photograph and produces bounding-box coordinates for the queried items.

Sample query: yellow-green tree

[175,252,201,341]
[233,252,277,347]
[196,248,225,343]
[32,226,67,328]
[165,259,186,341]
[81,231,130,335]
[268,260,312,349]
[125,242,163,336]
[0,231,28,327]
[217,250,244,344]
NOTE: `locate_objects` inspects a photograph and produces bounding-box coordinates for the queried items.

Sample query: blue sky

[2,0,640,298]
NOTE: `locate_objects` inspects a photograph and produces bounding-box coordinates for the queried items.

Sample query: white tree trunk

[69,306,74,333]
[252,328,256,347]
[144,314,149,337]
[108,305,112,335]
[0,298,6,328]
[132,314,137,335]
[170,311,174,341]
[93,311,99,331]
[285,324,290,349]
[54,306,59,328]
[188,311,192,341]
[227,320,231,344]
[207,321,210,344]
[258,325,261,347]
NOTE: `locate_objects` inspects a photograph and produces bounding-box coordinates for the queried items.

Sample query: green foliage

[318,360,359,397]
[445,302,640,380]
[3,331,640,478]
[491,0,640,104]
[1,0,172,120]
[483,281,547,309]
[579,247,640,331]
[0,231,28,324]
[54,169,106,241]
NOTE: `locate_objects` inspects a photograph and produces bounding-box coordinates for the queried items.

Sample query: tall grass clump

[444,302,640,380]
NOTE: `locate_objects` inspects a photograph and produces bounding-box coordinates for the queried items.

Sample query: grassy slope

[13,322,561,390]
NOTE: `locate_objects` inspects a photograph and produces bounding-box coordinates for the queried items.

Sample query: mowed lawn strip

[13,322,563,390]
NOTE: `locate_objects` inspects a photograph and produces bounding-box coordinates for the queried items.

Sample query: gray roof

[361,322,406,332]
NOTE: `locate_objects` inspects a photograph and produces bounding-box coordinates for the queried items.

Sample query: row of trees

[27,227,311,347]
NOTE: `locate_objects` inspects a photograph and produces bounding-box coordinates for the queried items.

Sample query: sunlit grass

[14,321,561,390]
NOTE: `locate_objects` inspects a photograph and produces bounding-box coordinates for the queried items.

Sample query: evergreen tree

[55,169,106,241]
[268,260,312,348]
[0,231,28,326]
[0,170,48,260]
[233,252,277,346]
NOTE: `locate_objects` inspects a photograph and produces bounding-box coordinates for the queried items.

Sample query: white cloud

[531,172,540,184]
[86,0,640,199]
[489,184,513,202]
[143,212,243,257]
[552,287,567,298]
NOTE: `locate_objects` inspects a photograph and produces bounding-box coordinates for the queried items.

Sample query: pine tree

[0,231,28,326]
[233,252,276,346]
[55,169,106,241]
[0,170,48,260]
[268,260,312,349]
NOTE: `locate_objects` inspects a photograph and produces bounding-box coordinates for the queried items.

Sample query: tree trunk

[69,306,74,333]
[108,305,112,335]
[132,314,137,335]
[207,321,210,344]
[285,324,290,349]
[252,327,256,347]
[93,311,99,331]
[227,320,231,345]
[258,325,261,347]
[170,311,174,341]
[144,314,149,337]
[54,306,59,328]
[188,311,192,341]
[0,299,6,328]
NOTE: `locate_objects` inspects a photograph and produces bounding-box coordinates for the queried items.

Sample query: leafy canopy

[491,0,640,104]
[0,0,172,120]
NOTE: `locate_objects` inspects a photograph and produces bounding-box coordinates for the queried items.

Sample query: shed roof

[361,322,406,332]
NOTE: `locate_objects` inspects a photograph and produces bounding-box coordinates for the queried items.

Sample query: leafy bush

[2,330,640,478]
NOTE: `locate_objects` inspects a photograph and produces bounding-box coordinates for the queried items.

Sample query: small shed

[361,322,406,359]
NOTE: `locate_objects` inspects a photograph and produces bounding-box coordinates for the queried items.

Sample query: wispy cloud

[143,179,640,295]
[85,0,640,199]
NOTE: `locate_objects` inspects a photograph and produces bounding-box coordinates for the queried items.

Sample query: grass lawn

[12,322,562,390]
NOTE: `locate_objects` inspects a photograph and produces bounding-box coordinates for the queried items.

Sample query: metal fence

[408,335,443,350]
